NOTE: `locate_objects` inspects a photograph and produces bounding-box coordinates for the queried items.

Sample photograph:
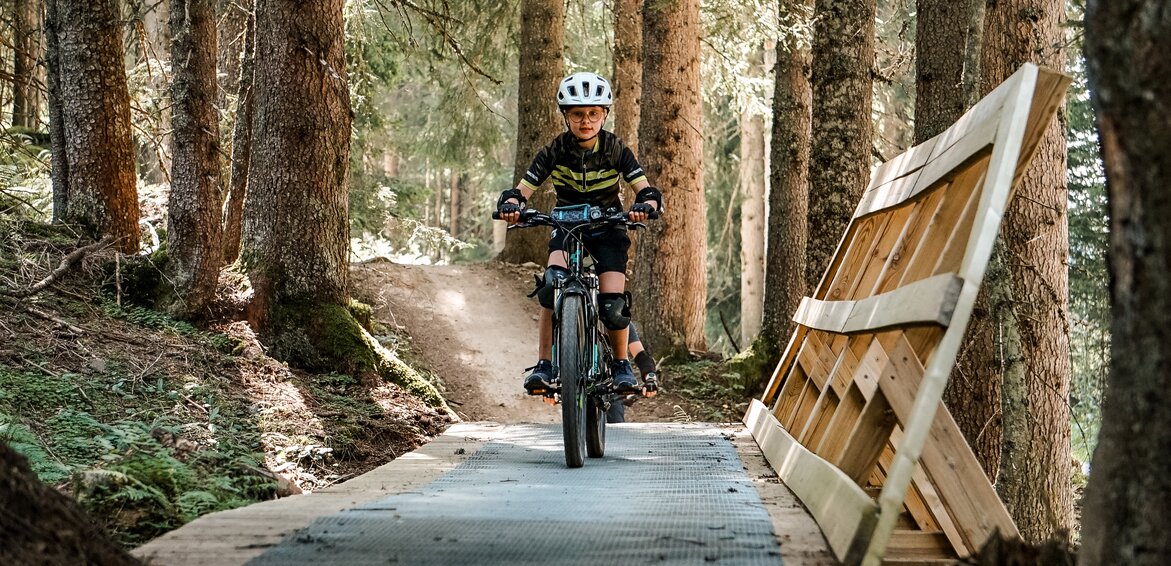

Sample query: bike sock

[634,351,656,377]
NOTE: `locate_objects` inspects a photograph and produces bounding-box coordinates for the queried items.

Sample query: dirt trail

[353,261,558,424]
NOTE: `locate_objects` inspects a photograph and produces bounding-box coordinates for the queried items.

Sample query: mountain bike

[494,204,659,468]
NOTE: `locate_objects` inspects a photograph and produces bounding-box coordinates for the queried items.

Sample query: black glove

[630,202,654,215]
[496,188,526,212]
[499,202,521,215]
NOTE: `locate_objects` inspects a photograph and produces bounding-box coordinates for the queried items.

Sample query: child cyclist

[497,71,662,395]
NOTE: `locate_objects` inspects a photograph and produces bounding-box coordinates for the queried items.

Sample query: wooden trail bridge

[133,64,1068,566]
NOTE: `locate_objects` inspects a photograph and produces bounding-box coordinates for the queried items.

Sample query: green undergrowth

[0,240,446,548]
[0,363,276,546]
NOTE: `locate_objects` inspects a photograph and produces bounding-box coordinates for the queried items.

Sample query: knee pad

[598,292,631,330]
[536,266,568,309]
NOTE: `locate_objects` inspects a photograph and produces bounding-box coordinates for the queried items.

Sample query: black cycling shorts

[548,225,630,274]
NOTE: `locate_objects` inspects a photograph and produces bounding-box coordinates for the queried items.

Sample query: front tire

[558,294,588,468]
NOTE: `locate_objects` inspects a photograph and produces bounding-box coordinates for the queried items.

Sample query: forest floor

[350,259,740,425]
[0,227,750,554]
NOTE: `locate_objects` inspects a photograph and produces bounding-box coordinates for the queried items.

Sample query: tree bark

[916,0,1004,481]
[216,0,248,115]
[242,0,350,328]
[739,47,768,346]
[449,172,463,238]
[981,0,1073,543]
[47,0,140,253]
[1081,2,1171,562]
[758,0,813,362]
[497,0,564,264]
[133,0,172,184]
[805,0,875,289]
[222,4,254,263]
[632,0,707,359]
[11,0,44,128]
[612,0,642,208]
[167,0,222,318]
[0,442,141,566]
[215,0,251,219]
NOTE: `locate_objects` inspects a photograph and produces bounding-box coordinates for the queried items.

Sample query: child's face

[564,106,608,139]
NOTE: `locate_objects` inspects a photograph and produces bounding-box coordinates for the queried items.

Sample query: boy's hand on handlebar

[629,202,658,222]
[498,201,522,224]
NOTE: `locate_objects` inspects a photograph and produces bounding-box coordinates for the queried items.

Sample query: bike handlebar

[491,206,660,229]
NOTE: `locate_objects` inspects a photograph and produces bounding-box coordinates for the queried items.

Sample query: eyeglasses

[565,108,606,124]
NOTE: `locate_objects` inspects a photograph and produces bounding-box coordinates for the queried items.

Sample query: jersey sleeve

[617,145,648,187]
[519,142,557,192]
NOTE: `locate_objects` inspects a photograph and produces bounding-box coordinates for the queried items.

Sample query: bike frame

[550,231,614,407]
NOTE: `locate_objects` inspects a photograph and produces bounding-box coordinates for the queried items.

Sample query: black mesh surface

[248,423,782,565]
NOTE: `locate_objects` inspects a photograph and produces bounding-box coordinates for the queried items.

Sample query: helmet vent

[567,85,578,97]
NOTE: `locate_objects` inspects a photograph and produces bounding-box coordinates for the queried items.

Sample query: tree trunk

[632,0,706,359]
[216,0,248,116]
[47,0,140,253]
[1081,2,1171,562]
[46,0,67,221]
[241,0,350,346]
[739,48,768,346]
[167,0,222,318]
[497,0,564,264]
[805,0,875,289]
[222,4,254,263]
[449,172,463,238]
[757,0,813,363]
[916,0,1003,480]
[11,0,44,128]
[134,0,172,184]
[612,0,642,207]
[0,442,141,566]
[981,0,1073,543]
[216,0,251,216]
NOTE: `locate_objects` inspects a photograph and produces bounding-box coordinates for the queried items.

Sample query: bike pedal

[643,388,658,398]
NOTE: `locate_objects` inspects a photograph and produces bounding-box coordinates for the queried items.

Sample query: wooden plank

[856,169,923,219]
[745,399,878,562]
[875,336,1017,553]
[886,531,955,561]
[846,204,920,302]
[912,118,997,200]
[792,274,963,335]
[872,188,947,296]
[797,342,852,444]
[774,361,810,429]
[836,391,896,484]
[822,215,886,301]
[762,325,808,405]
[867,136,937,192]
[816,383,866,461]
[895,162,983,287]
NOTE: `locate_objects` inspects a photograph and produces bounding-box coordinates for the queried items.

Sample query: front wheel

[558,294,588,468]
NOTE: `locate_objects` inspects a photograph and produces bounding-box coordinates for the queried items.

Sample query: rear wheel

[586,393,606,458]
[558,295,588,468]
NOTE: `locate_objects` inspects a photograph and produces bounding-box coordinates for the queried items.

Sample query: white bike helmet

[557,72,613,109]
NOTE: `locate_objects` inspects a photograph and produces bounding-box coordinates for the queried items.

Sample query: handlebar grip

[491,211,502,220]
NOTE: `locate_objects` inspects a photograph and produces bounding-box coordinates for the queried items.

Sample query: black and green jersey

[519,130,648,209]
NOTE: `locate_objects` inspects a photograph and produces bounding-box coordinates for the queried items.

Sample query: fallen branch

[0,236,114,299]
[0,295,84,335]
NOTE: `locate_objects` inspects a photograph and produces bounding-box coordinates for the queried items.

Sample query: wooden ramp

[744,63,1070,565]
